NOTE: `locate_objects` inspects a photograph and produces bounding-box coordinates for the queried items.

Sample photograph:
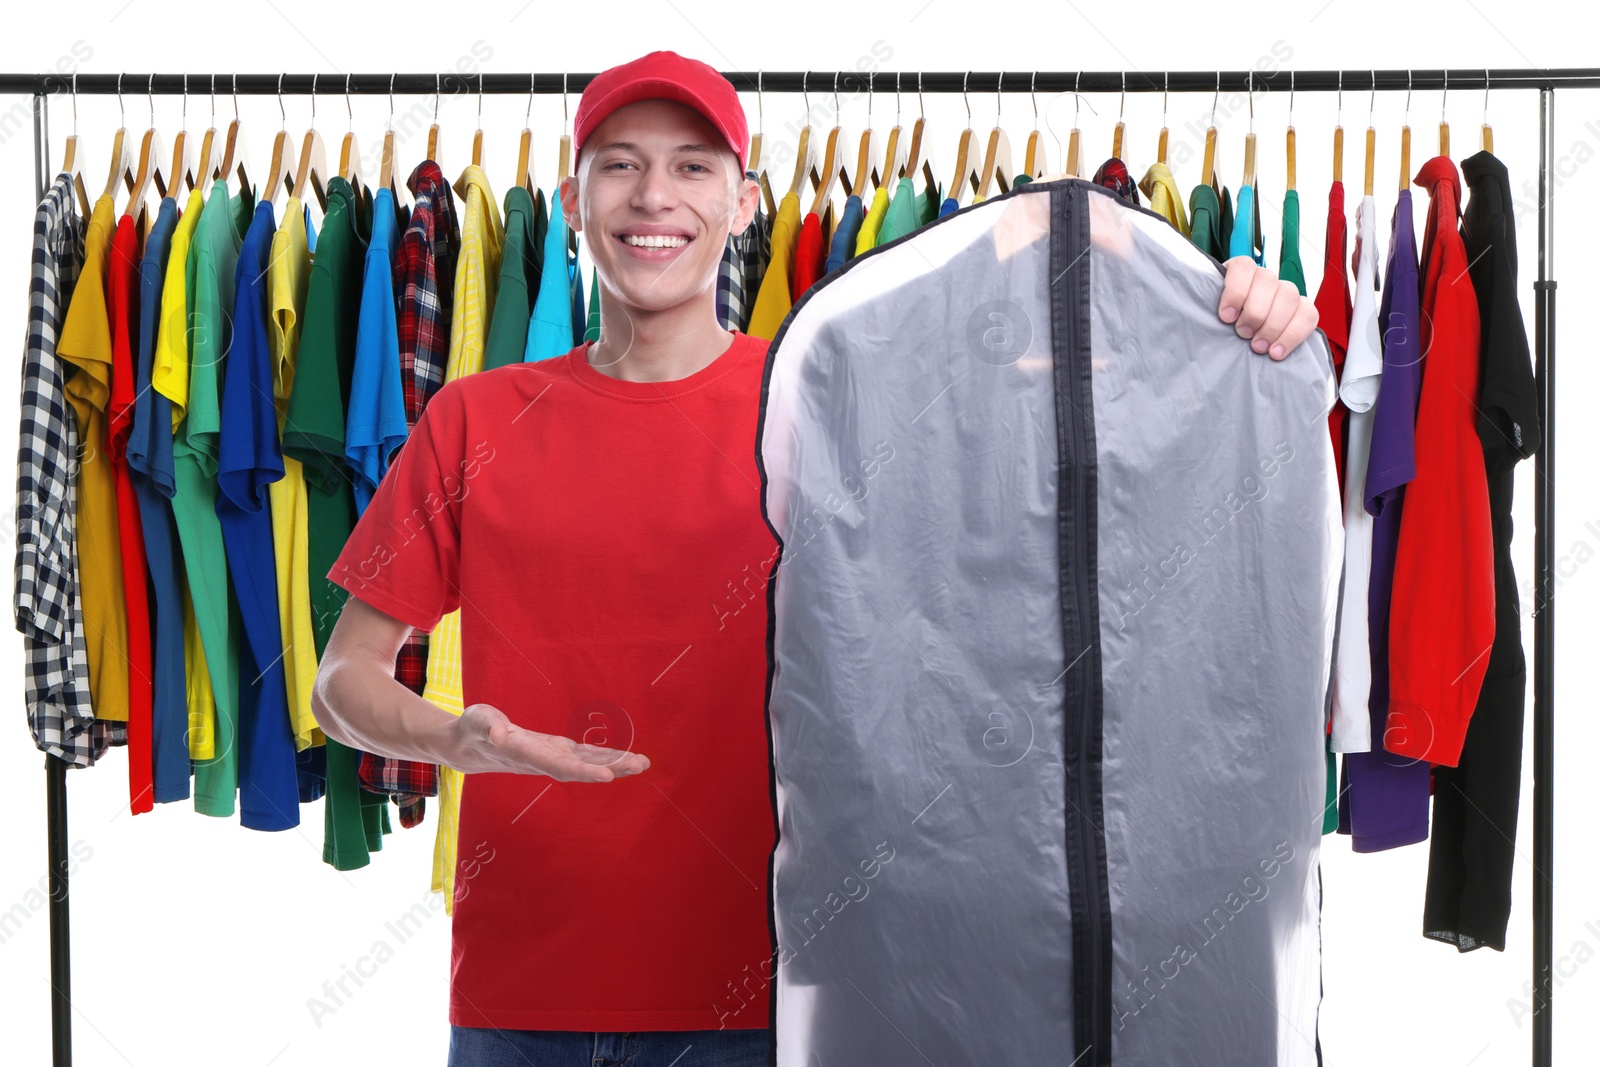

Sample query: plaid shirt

[723,172,773,333]
[357,160,461,824]
[16,174,125,765]
[715,235,743,331]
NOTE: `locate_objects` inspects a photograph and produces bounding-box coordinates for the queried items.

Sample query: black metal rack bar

[15,67,1573,1067]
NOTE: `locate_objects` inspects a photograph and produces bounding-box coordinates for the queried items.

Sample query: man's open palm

[454,703,651,782]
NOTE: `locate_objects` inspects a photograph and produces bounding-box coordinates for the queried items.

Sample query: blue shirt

[216,199,301,831]
[937,196,960,219]
[825,194,865,274]
[1228,184,1264,264]
[127,197,190,804]
[348,187,409,515]
[526,194,576,360]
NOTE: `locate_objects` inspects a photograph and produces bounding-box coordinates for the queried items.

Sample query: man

[311,51,1320,1067]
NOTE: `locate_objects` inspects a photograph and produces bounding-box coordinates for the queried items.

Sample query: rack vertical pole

[1530,84,1556,1067]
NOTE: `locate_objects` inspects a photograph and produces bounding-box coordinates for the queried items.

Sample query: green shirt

[284,177,391,868]
[585,266,601,342]
[484,185,548,370]
[1188,181,1236,262]
[179,177,253,817]
[877,177,919,246]
[1279,188,1307,295]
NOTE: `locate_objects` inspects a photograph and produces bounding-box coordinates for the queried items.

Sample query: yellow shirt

[428,164,504,914]
[1139,161,1191,237]
[154,186,217,757]
[747,191,802,340]
[57,194,129,722]
[855,184,891,256]
[267,197,322,752]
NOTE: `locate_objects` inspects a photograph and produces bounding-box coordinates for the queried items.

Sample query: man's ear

[561,174,581,233]
[728,173,760,237]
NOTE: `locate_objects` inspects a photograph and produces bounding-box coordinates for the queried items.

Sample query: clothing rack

[9,66,1569,1067]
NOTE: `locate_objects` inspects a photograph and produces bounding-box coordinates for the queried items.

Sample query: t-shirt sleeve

[326,381,465,631]
[1476,208,1542,467]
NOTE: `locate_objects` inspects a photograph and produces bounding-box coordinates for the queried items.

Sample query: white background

[1,2,1597,1065]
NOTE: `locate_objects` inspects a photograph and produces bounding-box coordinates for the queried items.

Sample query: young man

[311,51,1321,1067]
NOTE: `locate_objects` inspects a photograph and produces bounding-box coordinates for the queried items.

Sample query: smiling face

[566,98,758,317]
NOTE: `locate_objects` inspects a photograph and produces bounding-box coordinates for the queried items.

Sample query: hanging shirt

[171,178,252,817]
[916,178,943,226]
[348,187,410,514]
[570,243,586,343]
[855,182,891,255]
[526,184,575,361]
[106,212,155,814]
[584,266,601,342]
[937,196,960,219]
[1328,193,1383,755]
[747,191,802,341]
[154,186,218,764]
[824,193,864,276]
[1314,181,1354,498]
[716,234,744,331]
[1187,181,1228,261]
[1279,188,1306,294]
[1228,184,1264,264]
[266,195,323,756]
[876,175,920,246]
[327,332,778,1032]
[427,163,505,913]
[1340,188,1431,851]
[17,173,125,765]
[126,196,189,804]
[216,199,300,830]
[1386,156,1495,767]
[283,176,392,868]
[485,185,547,371]
[1139,161,1189,235]
[1423,148,1543,952]
[791,210,825,296]
[1092,157,1141,204]
[731,174,772,333]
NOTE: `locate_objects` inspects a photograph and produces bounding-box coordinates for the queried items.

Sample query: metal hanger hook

[1119,70,1125,121]
[1074,71,1082,124]
[181,72,187,123]
[147,74,154,128]
[278,73,287,130]
[231,73,238,122]
[526,73,534,126]
[208,73,215,126]
[1441,68,1448,123]
[1032,71,1039,126]
[757,70,765,133]
[1336,69,1342,125]
[833,71,840,124]
[1484,68,1491,125]
[963,71,971,124]
[345,73,353,131]
[995,75,1002,124]
[1162,71,1168,126]
[1212,71,1219,127]
[1246,71,1253,133]
[802,71,810,120]
[71,71,77,133]
[1288,69,1294,124]
[434,73,441,122]
[311,72,318,123]
[1368,69,1375,126]
[1405,69,1412,121]
[117,72,124,126]
[867,71,873,125]
[562,72,569,129]
[917,71,924,119]
[389,72,396,130]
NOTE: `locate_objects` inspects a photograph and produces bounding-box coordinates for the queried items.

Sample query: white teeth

[621,234,690,248]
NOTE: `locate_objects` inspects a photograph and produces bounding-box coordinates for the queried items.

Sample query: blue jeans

[446,1026,770,1066]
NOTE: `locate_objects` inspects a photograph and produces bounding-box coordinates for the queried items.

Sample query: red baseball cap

[573,51,749,173]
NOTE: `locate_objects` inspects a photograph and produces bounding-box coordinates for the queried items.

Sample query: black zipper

[1051,181,1113,1066]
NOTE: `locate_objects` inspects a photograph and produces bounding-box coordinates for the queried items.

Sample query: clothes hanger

[470,71,485,169]
[293,72,330,212]
[848,72,880,200]
[1286,70,1296,192]
[164,75,197,198]
[59,73,90,216]
[427,73,444,163]
[1481,68,1493,153]
[196,75,219,193]
[217,73,251,197]
[1242,72,1257,188]
[903,72,937,197]
[262,74,299,208]
[1023,72,1047,178]
[338,73,364,191]
[1066,72,1083,178]
[976,78,1012,199]
[808,75,850,216]
[125,76,169,231]
[1399,70,1412,190]
[1156,73,1170,166]
[514,73,536,196]
[1363,71,1376,198]
[946,73,979,207]
[1332,71,1343,184]
[557,73,572,184]
[1200,72,1219,192]
[1439,69,1451,158]
[748,71,778,215]
[1111,71,1127,161]
[882,75,907,184]
[99,74,132,209]
[378,73,401,201]
[787,74,817,199]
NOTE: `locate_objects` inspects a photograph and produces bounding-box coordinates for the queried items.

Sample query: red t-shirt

[107,214,154,814]
[1385,157,1495,767]
[1313,180,1352,500]
[791,210,825,297]
[327,333,779,1031]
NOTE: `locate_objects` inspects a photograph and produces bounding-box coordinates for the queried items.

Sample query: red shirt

[1385,157,1495,767]
[1313,180,1352,499]
[107,215,154,814]
[328,334,779,1031]
[791,210,825,297]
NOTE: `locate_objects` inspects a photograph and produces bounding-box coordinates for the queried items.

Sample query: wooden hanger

[262,75,299,208]
[1242,75,1257,188]
[975,81,1012,199]
[196,75,220,194]
[470,72,485,169]
[748,72,778,215]
[1363,72,1377,198]
[293,73,330,212]
[338,73,364,191]
[377,73,403,202]
[1481,68,1494,154]
[1201,74,1219,191]
[1023,73,1047,178]
[1399,70,1412,191]
[100,74,133,210]
[1332,72,1343,184]
[59,73,91,216]
[848,73,880,199]
[427,73,444,164]
[162,77,197,199]
[947,76,979,207]
[786,75,817,199]
[126,79,169,232]
[1439,70,1451,158]
[1066,73,1084,178]
[902,73,938,197]
[557,73,573,184]
[513,74,535,196]
[808,78,851,216]
[216,74,251,197]
[1111,72,1126,161]
[1156,73,1170,166]
[1286,71,1296,192]
[882,75,908,184]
